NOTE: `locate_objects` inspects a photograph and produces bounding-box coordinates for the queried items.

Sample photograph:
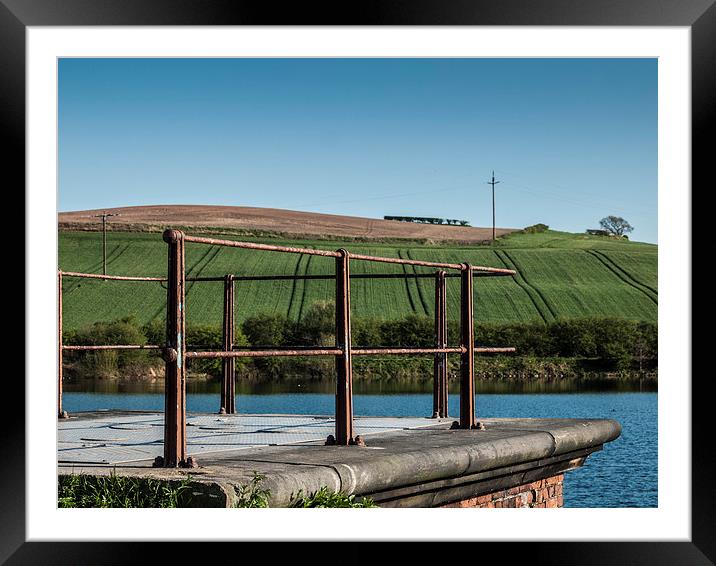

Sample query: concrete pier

[58,411,621,508]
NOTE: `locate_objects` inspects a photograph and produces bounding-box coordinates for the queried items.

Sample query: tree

[599,215,634,237]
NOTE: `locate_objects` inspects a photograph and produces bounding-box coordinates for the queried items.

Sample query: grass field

[58,229,657,330]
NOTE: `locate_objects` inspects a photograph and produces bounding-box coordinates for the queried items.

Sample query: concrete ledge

[58,417,620,507]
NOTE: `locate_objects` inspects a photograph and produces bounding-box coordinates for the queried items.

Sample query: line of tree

[384,216,471,226]
[62,302,657,382]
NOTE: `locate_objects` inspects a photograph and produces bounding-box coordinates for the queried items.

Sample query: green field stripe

[396,250,418,314]
[297,254,313,320]
[494,250,553,322]
[186,245,222,296]
[105,242,132,270]
[63,242,131,293]
[586,250,658,304]
[185,245,215,278]
[500,250,558,320]
[592,249,658,296]
[287,253,306,319]
[405,250,430,315]
[58,231,658,328]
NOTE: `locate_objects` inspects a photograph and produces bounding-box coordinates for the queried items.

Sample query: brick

[476,494,493,505]
[507,485,526,496]
[534,502,546,508]
[529,480,544,490]
[545,475,562,486]
[492,490,506,500]
[546,498,560,508]
[555,484,563,496]
[547,486,555,497]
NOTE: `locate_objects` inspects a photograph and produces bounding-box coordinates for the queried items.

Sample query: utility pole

[487,171,500,242]
[90,212,119,275]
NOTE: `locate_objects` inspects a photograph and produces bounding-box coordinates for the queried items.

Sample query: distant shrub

[185,324,249,376]
[379,314,434,347]
[241,312,294,375]
[65,316,152,379]
[242,312,293,347]
[523,223,549,234]
[294,300,335,346]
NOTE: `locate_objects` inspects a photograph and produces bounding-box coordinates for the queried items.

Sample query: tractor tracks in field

[63,243,131,294]
[397,250,422,315]
[493,250,556,323]
[296,254,313,321]
[586,250,658,305]
[404,250,431,315]
[186,245,222,292]
[288,253,307,320]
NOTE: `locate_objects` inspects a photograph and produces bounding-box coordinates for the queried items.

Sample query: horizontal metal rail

[60,271,167,282]
[184,345,515,358]
[60,271,513,283]
[349,252,465,270]
[353,346,516,355]
[62,344,163,351]
[188,271,510,282]
[186,348,342,358]
[353,347,465,355]
[180,234,515,275]
[470,265,516,275]
[62,343,515,354]
[182,235,342,257]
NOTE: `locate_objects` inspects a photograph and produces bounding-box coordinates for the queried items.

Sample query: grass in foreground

[58,472,377,508]
[58,472,192,508]
[290,486,377,508]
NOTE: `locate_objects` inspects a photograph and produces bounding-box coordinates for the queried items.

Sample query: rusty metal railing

[58,229,517,468]
[159,230,516,467]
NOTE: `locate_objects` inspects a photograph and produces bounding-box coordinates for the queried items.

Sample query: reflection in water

[64,377,657,395]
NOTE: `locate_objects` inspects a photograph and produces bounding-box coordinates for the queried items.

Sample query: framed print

[5,0,710,563]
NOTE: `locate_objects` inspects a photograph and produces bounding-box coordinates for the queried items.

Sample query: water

[62,385,657,508]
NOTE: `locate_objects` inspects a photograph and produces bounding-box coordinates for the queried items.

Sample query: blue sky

[59,58,657,243]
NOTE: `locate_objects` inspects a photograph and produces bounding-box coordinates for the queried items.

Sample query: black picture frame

[6,0,708,563]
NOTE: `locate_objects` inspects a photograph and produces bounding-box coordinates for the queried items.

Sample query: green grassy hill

[58,229,657,331]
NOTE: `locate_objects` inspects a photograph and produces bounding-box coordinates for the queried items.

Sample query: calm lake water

[63,381,657,508]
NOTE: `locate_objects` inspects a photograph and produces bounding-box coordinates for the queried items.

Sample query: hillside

[58,205,516,244]
[58,228,657,331]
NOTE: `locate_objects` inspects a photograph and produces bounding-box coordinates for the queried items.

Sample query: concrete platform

[58,411,454,465]
[58,411,621,507]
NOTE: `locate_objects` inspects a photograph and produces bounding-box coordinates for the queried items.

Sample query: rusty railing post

[433,270,448,418]
[458,264,476,429]
[58,271,68,419]
[331,248,356,446]
[220,274,236,414]
[161,229,190,467]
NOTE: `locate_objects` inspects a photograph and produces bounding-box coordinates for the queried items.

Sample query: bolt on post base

[451,421,486,430]
[325,434,366,446]
[153,455,199,468]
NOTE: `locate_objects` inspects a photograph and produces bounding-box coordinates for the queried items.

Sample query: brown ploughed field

[59,205,516,243]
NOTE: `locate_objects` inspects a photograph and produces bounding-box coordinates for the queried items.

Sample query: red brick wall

[439,474,564,508]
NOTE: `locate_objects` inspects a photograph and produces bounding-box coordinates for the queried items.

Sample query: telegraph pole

[487,171,500,242]
[90,212,119,275]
